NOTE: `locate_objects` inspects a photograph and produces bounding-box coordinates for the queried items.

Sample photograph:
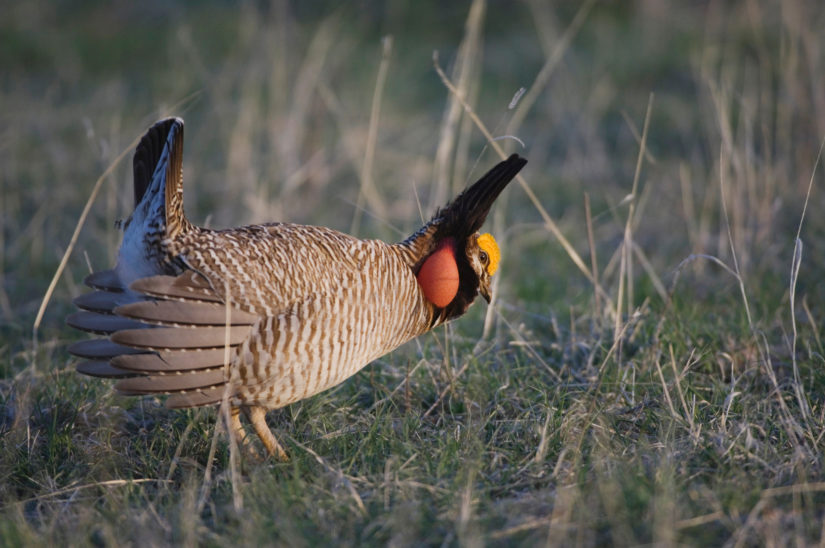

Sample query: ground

[2,0,825,545]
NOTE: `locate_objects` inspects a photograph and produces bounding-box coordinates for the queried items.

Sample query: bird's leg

[243,405,288,461]
[228,405,261,460]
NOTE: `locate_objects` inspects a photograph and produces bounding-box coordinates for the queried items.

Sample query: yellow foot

[227,406,262,461]
[243,405,289,461]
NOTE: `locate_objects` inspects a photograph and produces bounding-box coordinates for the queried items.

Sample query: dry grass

[3,0,825,545]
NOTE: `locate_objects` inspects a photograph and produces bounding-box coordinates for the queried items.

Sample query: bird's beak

[480,284,492,303]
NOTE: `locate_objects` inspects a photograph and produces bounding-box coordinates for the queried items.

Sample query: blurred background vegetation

[3,0,825,545]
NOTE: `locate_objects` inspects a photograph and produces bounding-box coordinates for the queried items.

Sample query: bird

[67,117,527,459]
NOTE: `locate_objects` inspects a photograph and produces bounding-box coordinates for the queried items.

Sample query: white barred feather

[67,117,526,457]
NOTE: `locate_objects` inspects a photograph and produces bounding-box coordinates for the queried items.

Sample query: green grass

[3,0,825,545]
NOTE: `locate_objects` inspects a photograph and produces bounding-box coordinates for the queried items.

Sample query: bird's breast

[185,228,433,408]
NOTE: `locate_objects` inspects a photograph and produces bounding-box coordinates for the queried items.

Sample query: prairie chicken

[67,117,527,459]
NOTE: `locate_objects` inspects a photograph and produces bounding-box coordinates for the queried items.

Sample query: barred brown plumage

[67,117,527,459]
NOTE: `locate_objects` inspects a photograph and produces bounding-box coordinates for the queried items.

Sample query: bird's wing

[170,224,375,315]
[67,269,153,378]
[101,271,260,407]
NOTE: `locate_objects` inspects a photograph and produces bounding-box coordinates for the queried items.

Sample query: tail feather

[117,117,188,284]
[162,117,190,240]
[132,118,179,207]
[69,118,193,382]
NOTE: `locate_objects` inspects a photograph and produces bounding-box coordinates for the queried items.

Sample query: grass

[3,0,825,545]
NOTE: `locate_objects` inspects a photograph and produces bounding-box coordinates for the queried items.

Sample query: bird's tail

[116,117,192,283]
[131,117,191,238]
[68,117,193,378]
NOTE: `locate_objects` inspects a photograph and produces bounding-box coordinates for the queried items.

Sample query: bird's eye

[479,251,488,264]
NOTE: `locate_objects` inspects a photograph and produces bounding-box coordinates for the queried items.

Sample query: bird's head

[467,232,501,303]
[413,154,526,322]
[416,231,502,313]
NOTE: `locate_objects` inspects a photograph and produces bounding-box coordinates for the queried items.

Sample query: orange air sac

[416,240,459,307]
